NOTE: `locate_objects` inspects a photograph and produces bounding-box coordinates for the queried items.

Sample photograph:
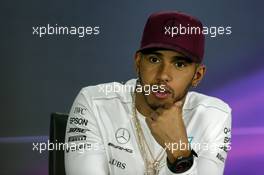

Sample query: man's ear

[134,52,142,75]
[192,64,206,87]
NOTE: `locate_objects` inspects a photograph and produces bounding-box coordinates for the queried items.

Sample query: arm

[197,112,232,174]
[146,101,231,175]
[64,89,109,175]
[164,109,232,175]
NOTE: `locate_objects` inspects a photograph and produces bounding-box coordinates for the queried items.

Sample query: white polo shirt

[64,79,232,175]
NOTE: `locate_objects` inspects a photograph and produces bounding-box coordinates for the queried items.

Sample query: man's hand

[145,101,191,163]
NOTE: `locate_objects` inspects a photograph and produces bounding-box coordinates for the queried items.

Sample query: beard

[137,76,192,110]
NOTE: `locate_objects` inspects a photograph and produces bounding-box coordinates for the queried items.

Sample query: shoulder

[184,91,232,132]
[184,92,232,142]
[184,91,231,115]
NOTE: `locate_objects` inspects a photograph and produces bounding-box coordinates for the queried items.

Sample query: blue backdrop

[0,0,263,174]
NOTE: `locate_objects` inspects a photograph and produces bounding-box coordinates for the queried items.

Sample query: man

[64,11,231,175]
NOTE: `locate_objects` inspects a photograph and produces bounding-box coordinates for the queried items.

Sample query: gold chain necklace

[131,91,166,175]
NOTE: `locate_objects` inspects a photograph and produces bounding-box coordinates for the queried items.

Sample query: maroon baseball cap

[138,11,205,63]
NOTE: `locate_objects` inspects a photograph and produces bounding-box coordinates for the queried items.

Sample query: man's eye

[175,62,186,68]
[149,56,160,63]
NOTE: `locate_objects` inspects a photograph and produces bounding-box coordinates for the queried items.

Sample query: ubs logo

[115,128,130,144]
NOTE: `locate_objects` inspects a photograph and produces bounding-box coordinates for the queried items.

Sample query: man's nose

[157,63,172,83]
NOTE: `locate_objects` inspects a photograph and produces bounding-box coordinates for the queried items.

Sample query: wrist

[165,139,191,163]
[167,149,191,163]
[167,149,198,174]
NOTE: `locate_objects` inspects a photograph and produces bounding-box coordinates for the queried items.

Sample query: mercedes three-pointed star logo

[115,128,130,144]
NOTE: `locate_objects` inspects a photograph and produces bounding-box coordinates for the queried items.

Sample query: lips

[152,89,171,99]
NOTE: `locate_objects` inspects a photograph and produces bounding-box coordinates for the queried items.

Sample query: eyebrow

[172,56,193,63]
[143,51,193,63]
